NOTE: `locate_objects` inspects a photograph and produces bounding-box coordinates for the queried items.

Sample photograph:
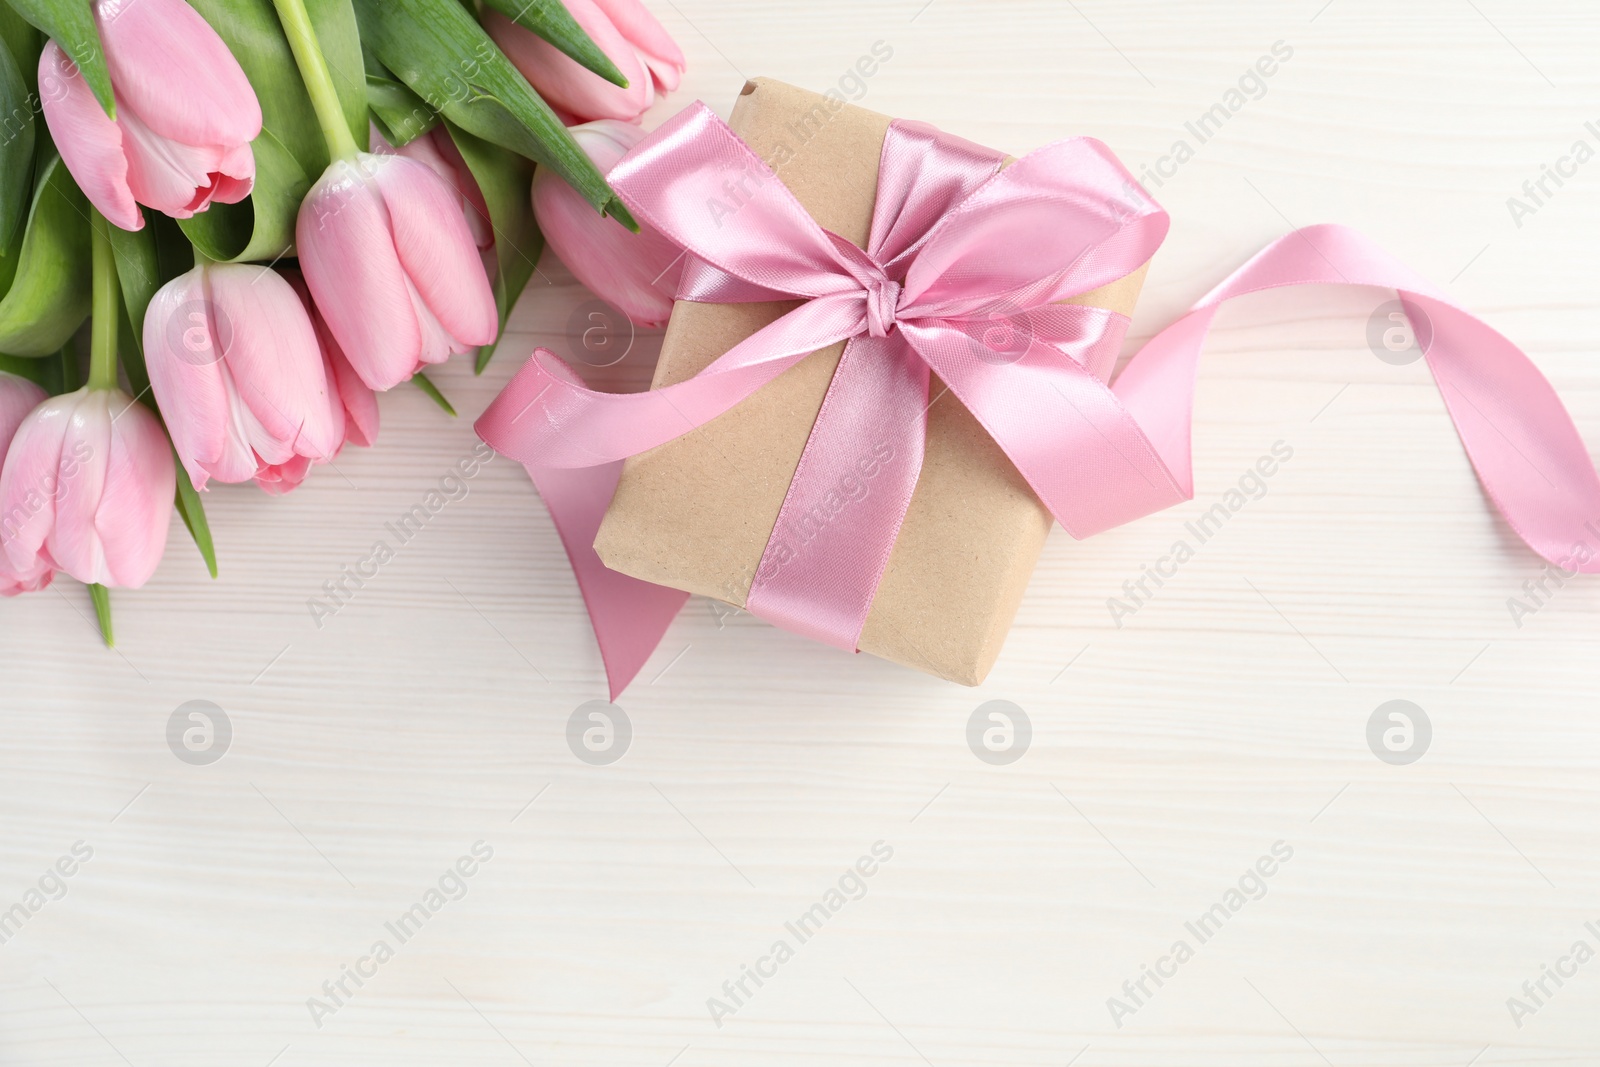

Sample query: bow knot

[864,274,902,338]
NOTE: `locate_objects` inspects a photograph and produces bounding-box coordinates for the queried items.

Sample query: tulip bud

[485,0,685,124]
[144,263,344,494]
[533,120,683,327]
[296,152,499,392]
[0,387,175,589]
[39,0,261,231]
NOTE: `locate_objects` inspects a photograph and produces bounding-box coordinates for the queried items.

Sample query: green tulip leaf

[109,212,189,358]
[6,0,112,117]
[0,179,27,297]
[0,151,90,357]
[475,0,627,88]
[353,0,635,230]
[443,120,542,373]
[179,0,367,261]
[365,48,437,147]
[410,369,456,415]
[0,16,36,249]
[109,217,217,577]
[0,351,48,384]
[172,464,218,577]
[0,3,41,100]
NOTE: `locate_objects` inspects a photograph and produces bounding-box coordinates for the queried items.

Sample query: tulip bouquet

[0,0,685,639]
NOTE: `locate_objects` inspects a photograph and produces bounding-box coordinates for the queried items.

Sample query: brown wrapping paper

[594,78,1147,684]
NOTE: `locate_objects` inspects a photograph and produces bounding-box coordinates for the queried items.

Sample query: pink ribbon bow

[479,102,1600,697]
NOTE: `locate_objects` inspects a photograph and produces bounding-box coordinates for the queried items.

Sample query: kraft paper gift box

[593,77,1149,684]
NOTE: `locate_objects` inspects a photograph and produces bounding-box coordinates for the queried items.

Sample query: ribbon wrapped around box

[479,78,1600,698]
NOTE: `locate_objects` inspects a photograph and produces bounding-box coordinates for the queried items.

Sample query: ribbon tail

[476,296,865,469]
[744,334,929,650]
[526,462,689,699]
[901,310,1185,538]
[1409,292,1600,572]
[1115,223,1600,574]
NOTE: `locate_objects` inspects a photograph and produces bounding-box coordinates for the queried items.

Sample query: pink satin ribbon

[478,101,1600,697]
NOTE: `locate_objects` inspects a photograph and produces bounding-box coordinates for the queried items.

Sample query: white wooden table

[3,1,1598,1063]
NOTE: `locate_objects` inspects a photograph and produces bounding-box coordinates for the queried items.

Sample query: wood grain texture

[3,1,1599,1063]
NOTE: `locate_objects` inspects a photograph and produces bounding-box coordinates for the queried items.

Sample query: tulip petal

[371,124,493,249]
[44,390,114,585]
[206,264,342,465]
[95,393,174,587]
[0,394,70,577]
[484,8,652,123]
[593,0,686,91]
[212,142,256,205]
[406,276,459,367]
[427,129,494,248]
[145,268,248,489]
[0,373,47,456]
[254,453,312,495]
[372,155,498,349]
[532,166,679,326]
[96,0,261,147]
[327,340,378,448]
[0,560,53,596]
[38,42,142,231]
[282,268,371,452]
[297,160,423,392]
[119,104,247,219]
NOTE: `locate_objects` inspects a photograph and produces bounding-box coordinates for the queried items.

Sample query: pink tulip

[0,373,50,595]
[38,0,261,231]
[297,152,498,392]
[144,263,344,494]
[284,270,379,450]
[485,0,685,123]
[533,120,682,326]
[0,387,174,589]
[370,125,493,250]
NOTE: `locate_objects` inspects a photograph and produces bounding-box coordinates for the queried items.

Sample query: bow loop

[898,137,1168,320]
[616,103,867,304]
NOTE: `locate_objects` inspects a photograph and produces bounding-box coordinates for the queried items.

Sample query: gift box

[591,78,1151,684]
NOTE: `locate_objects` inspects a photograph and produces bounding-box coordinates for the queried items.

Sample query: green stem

[57,340,78,394]
[89,583,114,646]
[272,0,359,161]
[88,212,119,392]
